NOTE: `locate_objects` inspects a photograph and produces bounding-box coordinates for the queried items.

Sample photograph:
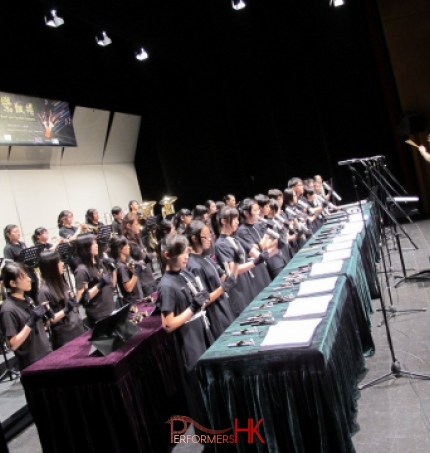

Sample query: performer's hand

[79,289,90,307]
[96,274,111,290]
[64,297,79,315]
[190,291,209,313]
[221,274,236,293]
[26,306,46,328]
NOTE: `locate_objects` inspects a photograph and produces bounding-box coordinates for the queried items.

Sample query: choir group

[0,175,340,388]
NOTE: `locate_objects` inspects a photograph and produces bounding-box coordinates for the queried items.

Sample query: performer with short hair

[0,262,52,370]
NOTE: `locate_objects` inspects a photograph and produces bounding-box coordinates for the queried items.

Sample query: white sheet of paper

[297,276,338,296]
[283,295,333,319]
[331,233,357,243]
[326,241,354,252]
[259,318,323,350]
[309,260,344,277]
[321,249,352,263]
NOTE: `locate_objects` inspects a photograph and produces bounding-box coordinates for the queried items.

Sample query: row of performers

[0,177,340,371]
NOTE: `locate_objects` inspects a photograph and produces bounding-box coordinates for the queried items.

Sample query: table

[197,204,377,453]
[21,314,188,453]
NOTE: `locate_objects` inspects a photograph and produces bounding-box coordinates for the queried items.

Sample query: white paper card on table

[349,213,368,223]
[297,276,338,297]
[326,241,354,252]
[321,249,352,263]
[331,233,357,244]
[340,224,363,235]
[283,295,333,319]
[309,260,344,277]
[260,318,323,350]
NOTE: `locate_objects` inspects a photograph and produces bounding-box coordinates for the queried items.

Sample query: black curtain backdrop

[1,0,399,210]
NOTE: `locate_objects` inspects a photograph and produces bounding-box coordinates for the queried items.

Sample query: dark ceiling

[1,0,400,206]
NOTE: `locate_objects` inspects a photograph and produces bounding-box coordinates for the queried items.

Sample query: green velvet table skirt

[197,204,377,452]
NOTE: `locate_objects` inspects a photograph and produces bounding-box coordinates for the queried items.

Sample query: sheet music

[259,318,323,350]
[309,260,344,277]
[283,295,332,319]
[326,241,354,252]
[321,249,352,263]
[297,276,338,296]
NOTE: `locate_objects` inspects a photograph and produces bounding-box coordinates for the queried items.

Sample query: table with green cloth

[197,204,377,453]
[21,315,188,453]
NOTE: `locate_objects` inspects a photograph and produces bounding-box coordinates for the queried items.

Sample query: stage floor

[4,218,430,453]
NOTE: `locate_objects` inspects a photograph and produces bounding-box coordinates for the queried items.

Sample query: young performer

[236,199,272,293]
[111,206,123,235]
[37,250,84,349]
[212,206,269,317]
[122,213,157,297]
[185,220,236,339]
[173,209,192,234]
[74,233,116,327]
[0,262,52,370]
[58,210,86,240]
[4,224,38,300]
[109,236,144,305]
[85,209,104,234]
[157,234,212,433]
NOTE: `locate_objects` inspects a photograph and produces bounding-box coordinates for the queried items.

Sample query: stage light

[96,31,112,47]
[330,0,345,6]
[45,10,64,28]
[232,0,246,11]
[135,48,148,61]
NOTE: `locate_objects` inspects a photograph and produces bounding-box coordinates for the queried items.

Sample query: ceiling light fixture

[96,31,112,47]
[330,0,345,6]
[232,0,246,11]
[135,48,149,61]
[45,10,64,28]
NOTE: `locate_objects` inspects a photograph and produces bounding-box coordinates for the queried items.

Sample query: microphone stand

[345,165,430,389]
[347,165,425,325]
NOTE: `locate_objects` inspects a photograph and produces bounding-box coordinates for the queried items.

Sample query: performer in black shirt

[122,213,157,297]
[212,206,269,317]
[74,233,116,327]
[85,209,104,234]
[37,250,84,349]
[109,236,144,305]
[185,220,236,339]
[111,206,123,235]
[236,199,272,294]
[0,262,52,370]
[58,210,86,240]
[173,209,192,234]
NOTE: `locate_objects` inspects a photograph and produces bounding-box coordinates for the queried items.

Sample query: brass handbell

[159,196,177,217]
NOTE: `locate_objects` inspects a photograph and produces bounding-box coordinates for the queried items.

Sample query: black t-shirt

[37,283,84,350]
[129,240,155,287]
[116,262,143,304]
[74,262,115,326]
[0,295,52,370]
[112,219,122,235]
[59,225,77,240]
[3,241,26,261]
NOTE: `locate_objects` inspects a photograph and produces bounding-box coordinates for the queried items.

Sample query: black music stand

[19,244,44,269]
[57,242,77,290]
[88,304,140,356]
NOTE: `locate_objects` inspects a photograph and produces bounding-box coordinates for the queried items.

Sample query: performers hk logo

[166,415,265,445]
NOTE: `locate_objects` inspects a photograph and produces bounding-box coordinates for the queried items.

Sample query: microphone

[323,182,342,201]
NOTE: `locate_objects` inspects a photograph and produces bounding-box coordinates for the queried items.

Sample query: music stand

[97,225,112,243]
[19,244,45,269]
[88,304,140,356]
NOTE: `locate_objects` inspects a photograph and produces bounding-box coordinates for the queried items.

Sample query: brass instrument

[159,196,177,218]
[139,201,156,217]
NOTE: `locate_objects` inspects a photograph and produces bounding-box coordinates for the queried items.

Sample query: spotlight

[96,31,112,47]
[45,10,64,28]
[135,48,149,61]
[232,0,246,10]
[330,0,345,6]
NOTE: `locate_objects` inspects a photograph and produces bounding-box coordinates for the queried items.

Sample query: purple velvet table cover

[21,315,188,453]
